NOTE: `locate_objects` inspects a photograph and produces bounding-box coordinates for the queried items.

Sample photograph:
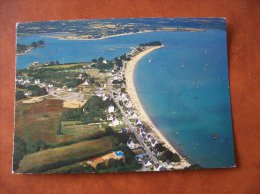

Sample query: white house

[82,80,89,86]
[144,160,153,167]
[47,84,53,88]
[113,75,122,81]
[68,88,73,92]
[111,118,119,126]
[96,92,103,97]
[40,83,46,88]
[103,59,108,64]
[77,74,83,79]
[107,115,114,121]
[34,79,40,85]
[136,119,142,126]
[151,139,158,147]
[147,135,153,142]
[154,164,164,171]
[108,105,115,113]
[102,95,109,101]
[24,91,32,96]
[127,139,138,150]
[24,79,30,84]
[130,112,138,119]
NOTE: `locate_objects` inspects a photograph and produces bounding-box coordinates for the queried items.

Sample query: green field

[17,136,116,173]
[14,60,127,173]
[42,63,89,69]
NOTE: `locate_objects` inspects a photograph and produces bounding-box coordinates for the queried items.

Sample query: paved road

[111,91,158,164]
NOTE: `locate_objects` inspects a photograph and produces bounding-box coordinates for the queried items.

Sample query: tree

[27,140,48,153]
[107,159,118,168]
[13,136,27,171]
[88,77,95,84]
[139,41,162,47]
[31,41,38,47]
[56,119,62,135]
[96,162,107,170]
[38,40,45,46]
[112,80,123,85]
[114,143,135,164]
[105,126,115,135]
[62,108,82,121]
[115,58,123,68]
[26,85,47,96]
[92,59,97,63]
[155,143,167,152]
[65,79,81,88]
[49,61,56,66]
[161,150,181,162]
[171,153,181,162]
[16,44,28,53]
[95,62,114,70]
[82,96,111,112]
[16,90,26,100]
[98,57,104,63]
[114,132,129,144]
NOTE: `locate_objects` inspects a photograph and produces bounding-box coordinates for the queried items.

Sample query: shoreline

[41,30,153,41]
[124,46,191,167]
[16,47,33,56]
[40,28,205,41]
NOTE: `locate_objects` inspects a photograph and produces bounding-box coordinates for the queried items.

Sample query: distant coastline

[40,28,205,41]
[124,45,191,168]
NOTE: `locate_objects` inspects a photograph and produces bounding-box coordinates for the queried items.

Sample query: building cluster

[16,44,191,172]
[107,45,191,171]
[16,72,93,98]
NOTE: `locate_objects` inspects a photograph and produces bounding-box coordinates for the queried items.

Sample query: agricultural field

[15,99,64,147]
[14,58,139,173]
[17,136,116,173]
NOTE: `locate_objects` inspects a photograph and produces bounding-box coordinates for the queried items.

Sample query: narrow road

[111,91,158,164]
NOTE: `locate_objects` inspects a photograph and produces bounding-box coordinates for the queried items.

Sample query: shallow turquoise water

[16,31,235,168]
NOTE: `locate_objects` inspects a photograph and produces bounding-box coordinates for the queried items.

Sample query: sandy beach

[41,28,204,41]
[41,30,153,41]
[124,46,190,167]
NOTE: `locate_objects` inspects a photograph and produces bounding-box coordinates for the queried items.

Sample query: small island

[16,40,45,55]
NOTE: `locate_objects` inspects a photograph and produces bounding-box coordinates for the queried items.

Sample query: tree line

[139,41,162,47]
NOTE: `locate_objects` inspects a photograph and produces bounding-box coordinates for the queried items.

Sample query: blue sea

[16,31,235,168]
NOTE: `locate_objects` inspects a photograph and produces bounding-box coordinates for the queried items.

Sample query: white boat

[148,59,152,62]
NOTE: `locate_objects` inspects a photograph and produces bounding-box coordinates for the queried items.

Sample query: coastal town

[15,41,192,173]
